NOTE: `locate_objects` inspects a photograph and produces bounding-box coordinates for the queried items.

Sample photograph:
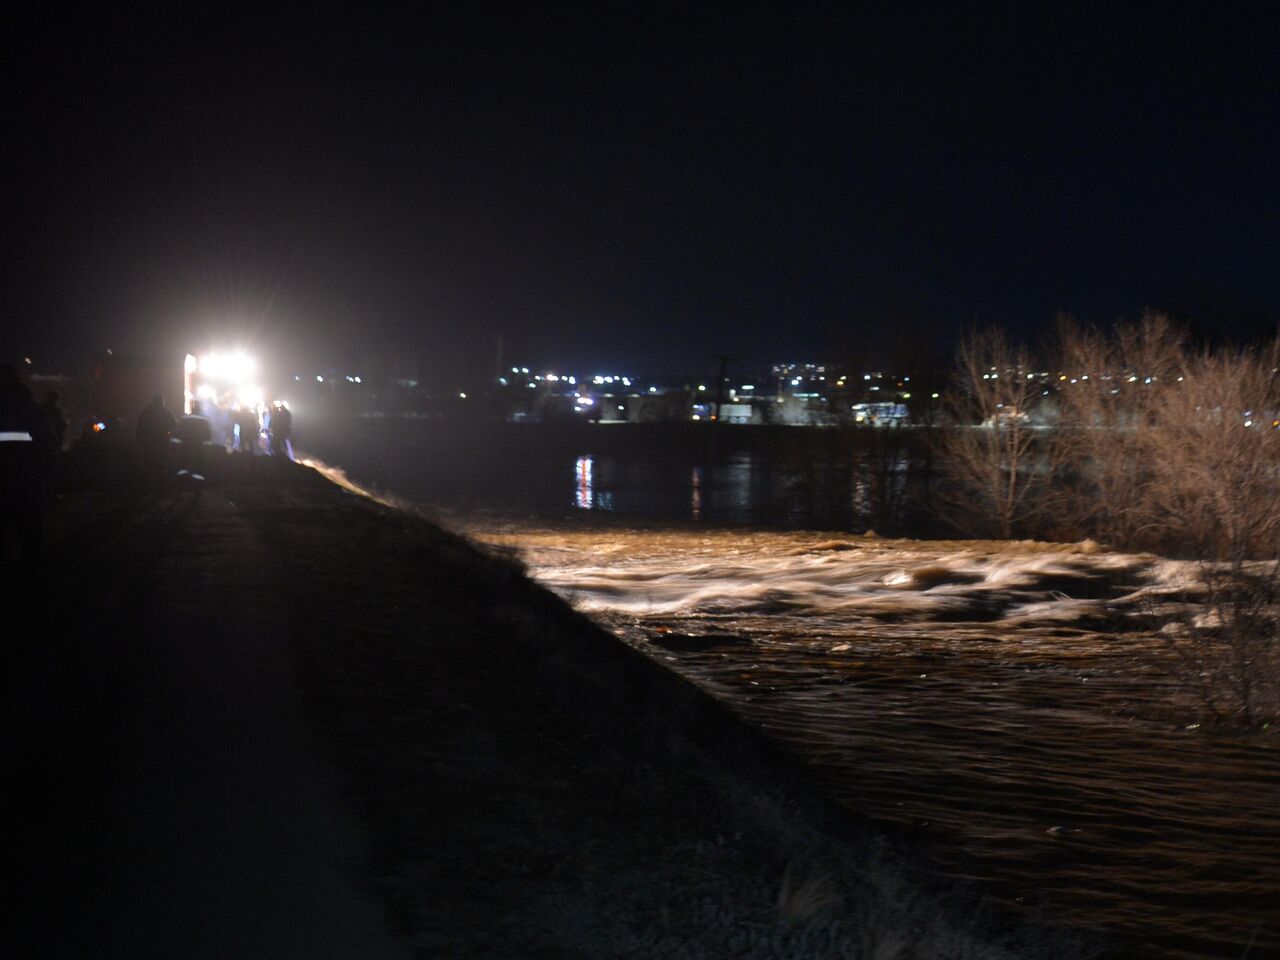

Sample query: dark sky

[5,4,1279,377]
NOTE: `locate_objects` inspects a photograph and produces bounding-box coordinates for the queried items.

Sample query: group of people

[227,400,293,458]
[2,368,300,563]
[135,395,295,487]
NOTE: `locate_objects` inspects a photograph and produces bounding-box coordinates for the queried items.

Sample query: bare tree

[1165,338,1279,724]
[934,328,1056,539]
[937,318,1280,723]
[1066,327,1280,724]
[853,420,916,535]
[1050,311,1189,549]
[1157,561,1280,726]
[1143,338,1280,561]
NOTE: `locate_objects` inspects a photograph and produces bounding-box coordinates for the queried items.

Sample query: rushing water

[303,421,1279,959]
[454,521,1279,960]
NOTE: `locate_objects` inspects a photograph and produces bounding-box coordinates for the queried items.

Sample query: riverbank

[7,450,1087,957]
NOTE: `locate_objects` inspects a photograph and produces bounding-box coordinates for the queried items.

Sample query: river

[303,416,1279,959]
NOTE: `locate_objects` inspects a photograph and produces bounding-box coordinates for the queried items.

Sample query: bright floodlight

[199,351,256,384]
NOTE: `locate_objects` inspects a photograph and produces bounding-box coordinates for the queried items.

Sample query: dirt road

[8,487,406,958]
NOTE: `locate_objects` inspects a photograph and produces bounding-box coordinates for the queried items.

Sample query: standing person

[0,363,57,565]
[269,400,293,460]
[176,401,213,477]
[235,403,260,455]
[136,393,177,490]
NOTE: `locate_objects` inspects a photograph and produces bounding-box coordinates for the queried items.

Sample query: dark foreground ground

[5,451,1092,958]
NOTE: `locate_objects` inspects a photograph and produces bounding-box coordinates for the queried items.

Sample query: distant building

[716,402,754,423]
[851,402,909,426]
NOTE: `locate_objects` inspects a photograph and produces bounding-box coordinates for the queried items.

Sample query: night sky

[5,5,1278,378]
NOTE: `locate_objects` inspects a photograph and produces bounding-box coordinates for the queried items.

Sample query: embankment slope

[7,456,1088,958]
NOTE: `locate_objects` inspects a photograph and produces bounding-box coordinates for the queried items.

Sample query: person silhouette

[176,400,212,478]
[269,400,293,460]
[235,403,260,455]
[0,363,57,564]
[136,393,177,490]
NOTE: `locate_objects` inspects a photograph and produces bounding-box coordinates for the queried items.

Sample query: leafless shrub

[1050,315,1280,560]
[1146,339,1280,562]
[1051,319,1280,725]
[854,422,915,535]
[936,318,1280,725]
[1049,312,1189,548]
[1156,562,1280,727]
[934,328,1060,538]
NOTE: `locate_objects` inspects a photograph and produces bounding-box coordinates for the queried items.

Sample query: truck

[90,351,186,429]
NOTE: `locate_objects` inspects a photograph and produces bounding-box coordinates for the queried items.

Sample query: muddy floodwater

[460,520,1278,960]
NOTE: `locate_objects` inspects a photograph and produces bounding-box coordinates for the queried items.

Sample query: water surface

[461,521,1279,960]
[298,416,931,532]
[303,421,1278,958]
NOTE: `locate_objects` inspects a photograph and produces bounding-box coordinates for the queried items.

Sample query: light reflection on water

[574,456,593,510]
[557,451,817,527]
[299,416,936,533]
[572,456,619,512]
[461,520,1280,960]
